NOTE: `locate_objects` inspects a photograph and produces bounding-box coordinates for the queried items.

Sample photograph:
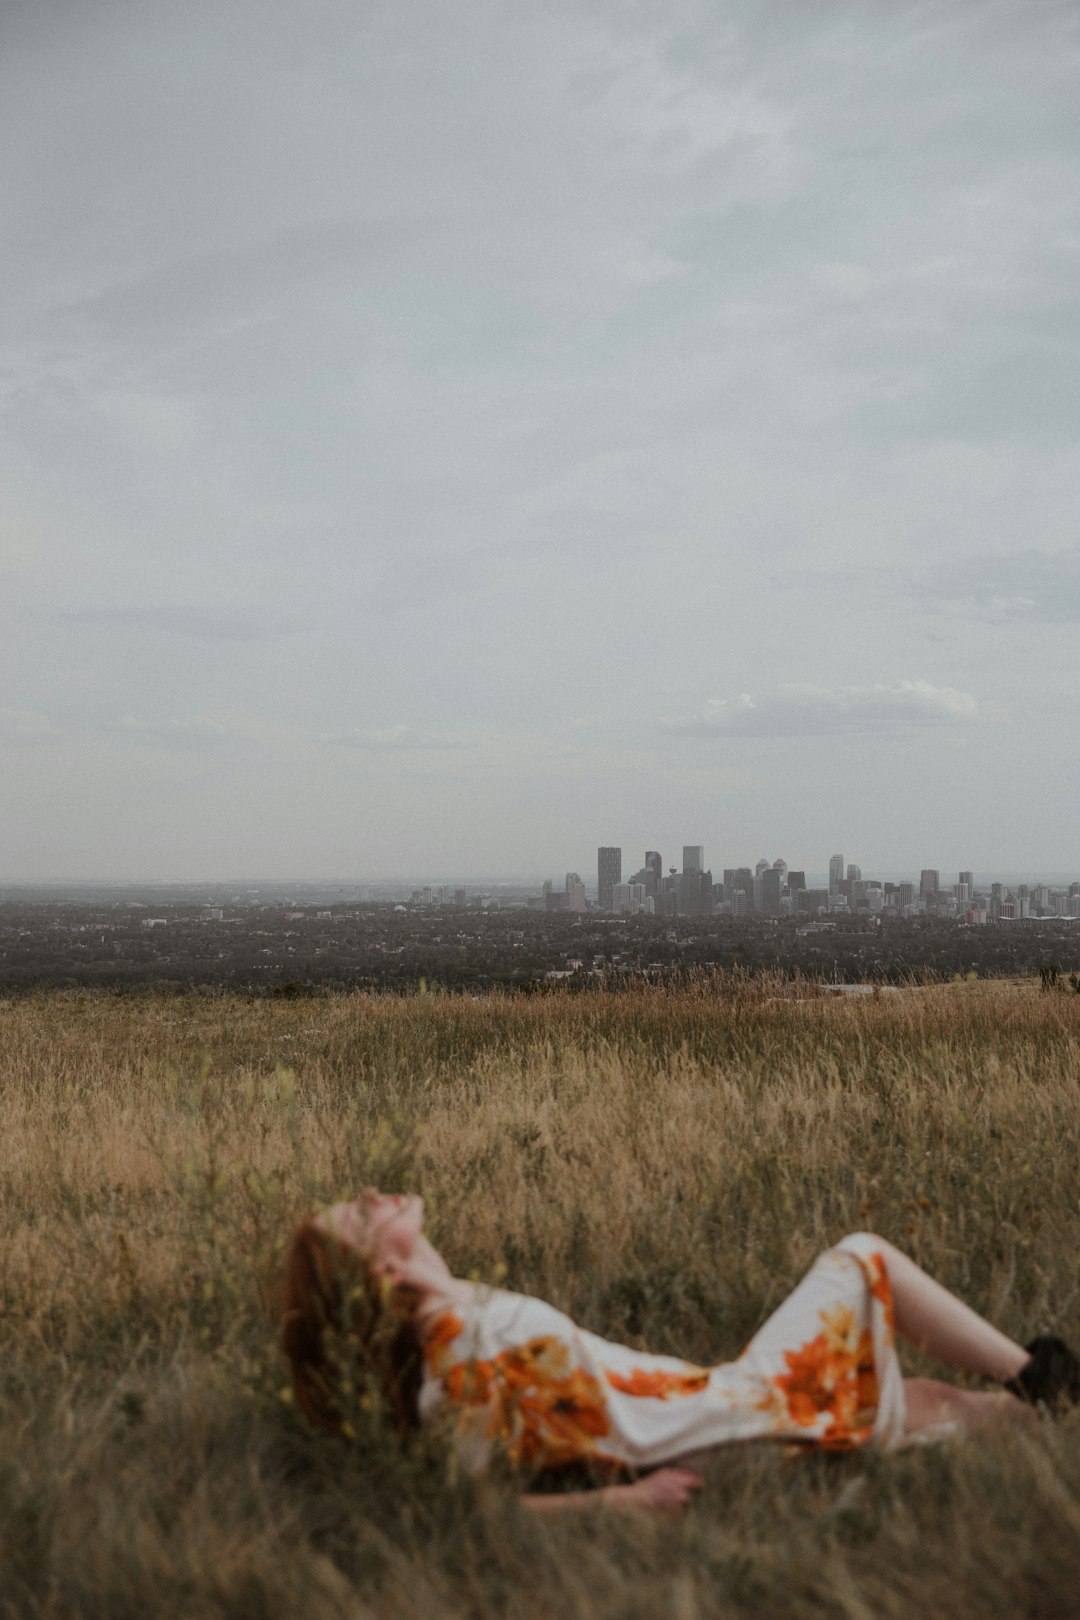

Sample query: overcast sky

[3,0,1078,882]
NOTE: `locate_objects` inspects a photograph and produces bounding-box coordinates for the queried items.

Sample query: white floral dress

[418,1233,906,1474]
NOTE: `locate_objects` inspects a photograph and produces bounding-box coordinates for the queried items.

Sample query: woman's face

[318,1188,425,1274]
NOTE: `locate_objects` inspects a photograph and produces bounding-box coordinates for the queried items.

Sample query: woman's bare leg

[903,1378,1034,1433]
[873,1237,1028,1382]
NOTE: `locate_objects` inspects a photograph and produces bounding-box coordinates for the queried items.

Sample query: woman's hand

[613,1467,704,1515]
[521,1467,704,1518]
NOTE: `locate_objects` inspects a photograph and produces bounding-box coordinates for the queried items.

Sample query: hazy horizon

[4,1,1078,881]
[4,866,1077,895]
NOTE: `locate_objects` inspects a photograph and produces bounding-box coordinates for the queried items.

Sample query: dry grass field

[2,977,1080,1618]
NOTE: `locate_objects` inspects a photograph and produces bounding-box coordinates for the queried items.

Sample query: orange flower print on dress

[605,1366,709,1398]
[424,1311,465,1365]
[867,1251,896,1340]
[426,1316,613,1469]
[764,1302,879,1450]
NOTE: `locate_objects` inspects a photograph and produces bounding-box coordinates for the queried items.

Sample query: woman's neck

[395,1237,476,1323]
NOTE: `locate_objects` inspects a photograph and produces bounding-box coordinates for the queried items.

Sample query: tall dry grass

[2,978,1080,1617]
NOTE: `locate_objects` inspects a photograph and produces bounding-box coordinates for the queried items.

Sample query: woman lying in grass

[281,1191,1078,1515]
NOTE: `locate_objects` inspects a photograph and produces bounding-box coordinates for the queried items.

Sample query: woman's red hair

[281,1218,424,1434]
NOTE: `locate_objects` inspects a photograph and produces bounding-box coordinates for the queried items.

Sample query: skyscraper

[597,847,621,911]
[677,868,713,916]
[920,869,940,898]
[829,854,844,895]
[630,864,657,898]
[723,868,751,911]
[645,851,662,888]
[683,845,704,874]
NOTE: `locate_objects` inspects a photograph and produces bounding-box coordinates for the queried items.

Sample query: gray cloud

[921,544,1080,624]
[53,606,302,641]
[0,708,62,747]
[319,726,474,753]
[102,716,229,750]
[0,708,232,754]
[661,682,980,740]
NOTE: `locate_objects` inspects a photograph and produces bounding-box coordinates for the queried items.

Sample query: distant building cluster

[558,848,1080,923]
[409,885,469,907]
[817,858,1080,924]
[395,852,1080,923]
[575,845,715,918]
[536,845,716,917]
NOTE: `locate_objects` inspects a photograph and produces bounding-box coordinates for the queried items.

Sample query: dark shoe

[1004,1335,1080,1410]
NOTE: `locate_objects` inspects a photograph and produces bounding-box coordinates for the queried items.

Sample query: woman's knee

[838,1229,894,1256]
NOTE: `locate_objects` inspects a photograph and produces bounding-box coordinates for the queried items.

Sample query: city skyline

[578,843,1079,922]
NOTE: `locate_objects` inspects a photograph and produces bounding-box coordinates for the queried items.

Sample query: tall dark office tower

[846,863,861,882]
[645,851,662,887]
[677,868,713,916]
[829,854,844,894]
[683,845,704,874]
[597,847,622,911]
[761,867,783,915]
[920,868,940,898]
[787,871,806,895]
[630,864,656,898]
[959,870,974,890]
